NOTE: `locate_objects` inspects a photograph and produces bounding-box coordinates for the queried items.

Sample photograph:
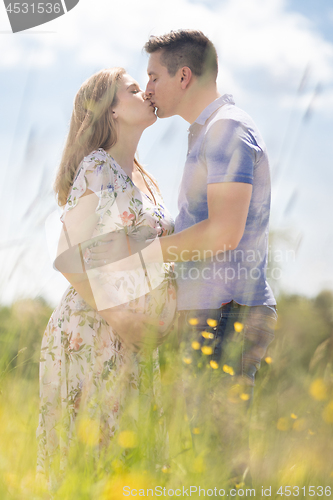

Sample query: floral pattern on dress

[37,149,177,482]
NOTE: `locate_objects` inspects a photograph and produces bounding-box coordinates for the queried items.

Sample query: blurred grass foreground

[1,291,333,499]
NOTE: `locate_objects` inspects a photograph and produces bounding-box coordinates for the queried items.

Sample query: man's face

[145,51,182,118]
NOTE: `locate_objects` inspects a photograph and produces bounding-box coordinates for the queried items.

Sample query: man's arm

[88,181,252,264]
[160,181,252,262]
[156,117,254,261]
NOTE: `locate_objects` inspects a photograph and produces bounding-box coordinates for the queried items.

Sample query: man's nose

[145,82,153,96]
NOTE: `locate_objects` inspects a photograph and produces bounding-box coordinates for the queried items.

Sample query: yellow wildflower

[206,318,218,327]
[240,393,250,401]
[188,317,199,326]
[183,357,192,364]
[192,427,200,434]
[223,364,235,375]
[202,331,214,339]
[102,473,152,500]
[309,378,328,401]
[201,346,213,355]
[118,430,138,448]
[265,356,273,364]
[291,413,298,419]
[234,322,244,332]
[210,360,219,369]
[191,341,201,350]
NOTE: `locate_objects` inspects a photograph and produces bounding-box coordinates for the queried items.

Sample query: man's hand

[85,232,129,267]
[85,233,163,273]
[86,232,147,269]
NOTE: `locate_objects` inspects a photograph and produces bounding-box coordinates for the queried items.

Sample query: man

[86,28,276,482]
[143,29,277,484]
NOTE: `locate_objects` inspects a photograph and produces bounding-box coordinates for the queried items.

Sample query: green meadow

[1,291,333,499]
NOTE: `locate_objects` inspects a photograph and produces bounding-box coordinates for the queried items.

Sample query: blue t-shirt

[174,94,276,310]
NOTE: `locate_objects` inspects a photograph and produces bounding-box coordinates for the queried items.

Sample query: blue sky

[0,0,332,305]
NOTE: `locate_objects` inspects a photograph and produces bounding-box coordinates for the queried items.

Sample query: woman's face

[112,73,157,128]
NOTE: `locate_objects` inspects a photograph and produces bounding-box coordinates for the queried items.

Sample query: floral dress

[36,149,177,479]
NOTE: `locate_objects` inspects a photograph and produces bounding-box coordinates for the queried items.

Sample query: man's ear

[180,67,192,89]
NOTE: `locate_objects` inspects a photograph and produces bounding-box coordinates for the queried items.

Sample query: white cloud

[213,0,333,83]
[0,0,332,90]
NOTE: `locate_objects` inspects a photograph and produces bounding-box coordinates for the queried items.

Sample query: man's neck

[179,84,221,124]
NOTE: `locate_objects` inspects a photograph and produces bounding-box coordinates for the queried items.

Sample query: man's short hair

[144,29,218,80]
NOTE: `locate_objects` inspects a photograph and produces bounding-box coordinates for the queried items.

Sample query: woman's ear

[180,67,192,89]
[111,108,118,119]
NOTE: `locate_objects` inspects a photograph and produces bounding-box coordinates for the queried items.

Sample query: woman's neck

[106,126,143,178]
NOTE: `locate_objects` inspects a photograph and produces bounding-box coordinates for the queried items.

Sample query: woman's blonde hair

[54,68,159,207]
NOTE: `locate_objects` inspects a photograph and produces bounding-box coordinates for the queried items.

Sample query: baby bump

[87,262,175,310]
[127,279,177,335]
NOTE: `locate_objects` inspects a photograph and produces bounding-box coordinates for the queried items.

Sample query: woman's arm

[56,190,160,350]
[62,270,160,350]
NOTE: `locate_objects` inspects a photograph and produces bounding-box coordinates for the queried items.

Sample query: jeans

[178,301,277,483]
[179,301,277,384]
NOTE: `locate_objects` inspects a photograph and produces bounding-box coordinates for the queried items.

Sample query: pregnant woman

[36,68,177,484]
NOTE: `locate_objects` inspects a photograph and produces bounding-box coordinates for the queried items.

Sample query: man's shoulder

[208,102,256,128]
[205,104,266,151]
